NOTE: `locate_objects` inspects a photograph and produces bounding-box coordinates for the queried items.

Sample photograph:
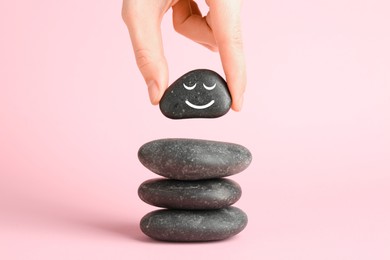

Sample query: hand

[122,0,246,111]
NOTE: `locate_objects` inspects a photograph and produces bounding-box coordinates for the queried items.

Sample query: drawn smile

[185,100,215,110]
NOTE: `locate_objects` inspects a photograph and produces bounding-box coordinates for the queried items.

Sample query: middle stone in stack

[137,138,252,242]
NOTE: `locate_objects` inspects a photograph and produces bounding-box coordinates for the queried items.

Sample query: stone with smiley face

[159,69,232,119]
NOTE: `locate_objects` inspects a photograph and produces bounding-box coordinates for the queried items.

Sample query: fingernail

[147,81,160,105]
[235,95,244,111]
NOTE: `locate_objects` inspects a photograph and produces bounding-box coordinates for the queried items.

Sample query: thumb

[122,3,168,105]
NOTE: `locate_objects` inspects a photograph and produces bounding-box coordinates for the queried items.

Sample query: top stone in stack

[138,138,252,180]
[159,69,232,119]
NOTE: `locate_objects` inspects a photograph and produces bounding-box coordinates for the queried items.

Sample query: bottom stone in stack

[140,207,248,242]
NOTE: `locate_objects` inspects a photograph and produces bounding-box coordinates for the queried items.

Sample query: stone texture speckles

[138,178,242,209]
[140,207,248,242]
[138,138,252,180]
[159,69,232,119]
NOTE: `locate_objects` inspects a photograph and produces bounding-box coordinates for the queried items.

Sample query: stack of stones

[138,138,252,242]
[137,69,252,242]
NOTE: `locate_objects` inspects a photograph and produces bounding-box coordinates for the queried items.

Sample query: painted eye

[203,83,216,90]
[183,83,197,90]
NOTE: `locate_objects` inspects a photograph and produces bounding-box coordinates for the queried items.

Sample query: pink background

[1,0,389,259]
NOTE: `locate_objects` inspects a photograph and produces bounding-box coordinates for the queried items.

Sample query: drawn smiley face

[183,81,217,110]
[159,69,232,119]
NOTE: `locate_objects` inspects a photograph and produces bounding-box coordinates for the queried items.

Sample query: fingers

[208,0,246,111]
[172,0,217,51]
[122,0,246,110]
[122,0,169,105]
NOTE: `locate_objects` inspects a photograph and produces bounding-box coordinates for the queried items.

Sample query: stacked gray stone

[137,70,252,242]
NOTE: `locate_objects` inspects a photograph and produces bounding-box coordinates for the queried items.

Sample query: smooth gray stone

[140,207,248,242]
[138,138,252,180]
[138,178,242,209]
[159,69,231,119]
